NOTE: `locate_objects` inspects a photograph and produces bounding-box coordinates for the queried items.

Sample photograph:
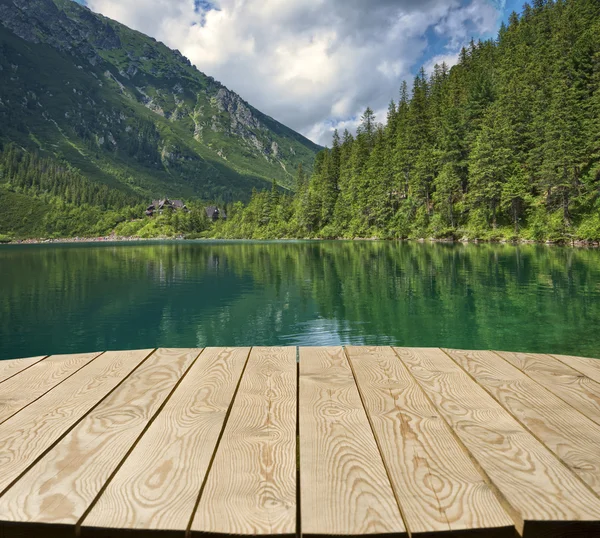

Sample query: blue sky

[79,0,525,144]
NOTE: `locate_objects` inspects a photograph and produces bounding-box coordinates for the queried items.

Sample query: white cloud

[85,0,503,145]
[423,51,462,75]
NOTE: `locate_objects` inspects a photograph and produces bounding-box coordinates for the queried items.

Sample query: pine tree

[468,105,513,228]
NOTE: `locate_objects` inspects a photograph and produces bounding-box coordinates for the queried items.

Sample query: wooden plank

[81,347,250,536]
[445,348,600,496]
[496,351,600,427]
[394,347,600,537]
[0,348,199,536]
[0,352,101,425]
[0,356,48,384]
[0,349,153,497]
[347,346,514,537]
[190,347,296,537]
[553,354,600,384]
[445,350,600,494]
[299,347,407,538]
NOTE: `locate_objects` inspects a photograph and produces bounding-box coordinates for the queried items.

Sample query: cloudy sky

[79,0,523,146]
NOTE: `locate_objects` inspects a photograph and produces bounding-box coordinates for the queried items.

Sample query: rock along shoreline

[2,235,599,248]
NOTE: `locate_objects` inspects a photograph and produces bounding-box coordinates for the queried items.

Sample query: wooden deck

[0,348,600,538]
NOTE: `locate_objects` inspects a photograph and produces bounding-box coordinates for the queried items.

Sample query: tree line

[0,144,140,208]
[213,0,600,242]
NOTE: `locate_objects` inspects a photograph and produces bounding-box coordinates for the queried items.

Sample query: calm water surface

[1,240,599,360]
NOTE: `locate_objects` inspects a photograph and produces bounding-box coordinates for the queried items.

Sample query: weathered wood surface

[553,353,600,384]
[0,352,101,425]
[346,346,514,537]
[82,347,249,535]
[0,349,153,496]
[0,348,197,532]
[190,347,297,537]
[496,351,600,427]
[0,355,47,384]
[299,347,406,537]
[445,348,600,495]
[396,347,600,536]
[0,347,599,538]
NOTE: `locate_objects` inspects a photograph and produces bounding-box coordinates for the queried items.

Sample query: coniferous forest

[213,0,600,242]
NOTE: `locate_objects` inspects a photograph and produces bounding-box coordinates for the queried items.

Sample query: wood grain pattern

[81,347,250,536]
[0,348,198,532]
[2,347,600,538]
[190,347,297,537]
[0,356,47,384]
[0,349,153,496]
[496,351,600,427]
[299,347,407,537]
[553,353,600,384]
[0,352,101,425]
[395,347,600,537]
[446,348,600,496]
[347,346,514,537]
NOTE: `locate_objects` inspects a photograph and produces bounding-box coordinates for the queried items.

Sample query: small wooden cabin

[146,198,188,217]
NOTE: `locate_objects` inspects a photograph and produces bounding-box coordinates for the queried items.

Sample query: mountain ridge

[0,0,321,203]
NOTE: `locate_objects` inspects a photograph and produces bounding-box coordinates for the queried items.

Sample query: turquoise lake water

[1,240,599,360]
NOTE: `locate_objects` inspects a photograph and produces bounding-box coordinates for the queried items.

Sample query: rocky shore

[2,235,599,248]
[4,235,186,245]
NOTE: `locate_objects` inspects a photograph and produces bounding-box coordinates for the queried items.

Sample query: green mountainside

[0,0,320,211]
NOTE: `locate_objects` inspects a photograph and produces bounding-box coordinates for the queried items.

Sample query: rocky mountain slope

[0,0,321,202]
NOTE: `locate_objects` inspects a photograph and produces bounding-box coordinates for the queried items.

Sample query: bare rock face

[215,88,261,132]
[213,88,279,158]
[271,141,279,157]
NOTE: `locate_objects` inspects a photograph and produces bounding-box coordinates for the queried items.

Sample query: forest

[213,0,600,242]
[0,145,211,240]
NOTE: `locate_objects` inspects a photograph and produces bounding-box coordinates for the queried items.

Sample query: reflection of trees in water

[1,242,599,358]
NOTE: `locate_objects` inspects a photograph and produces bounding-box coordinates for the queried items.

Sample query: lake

[1,240,599,360]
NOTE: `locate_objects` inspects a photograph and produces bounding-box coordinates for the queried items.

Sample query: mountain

[0,0,321,205]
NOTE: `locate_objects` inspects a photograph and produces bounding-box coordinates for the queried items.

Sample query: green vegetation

[214,0,600,243]
[0,144,210,238]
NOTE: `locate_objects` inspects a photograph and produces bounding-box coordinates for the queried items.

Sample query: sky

[78,0,524,146]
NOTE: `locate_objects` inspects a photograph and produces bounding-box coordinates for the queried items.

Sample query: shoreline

[2,235,600,248]
[1,235,183,245]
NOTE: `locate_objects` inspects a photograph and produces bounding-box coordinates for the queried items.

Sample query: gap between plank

[342,346,412,537]
[296,346,301,538]
[550,353,600,381]
[184,347,254,538]
[527,353,600,428]
[394,347,522,534]
[0,352,105,427]
[0,349,158,501]
[75,348,207,536]
[0,355,49,386]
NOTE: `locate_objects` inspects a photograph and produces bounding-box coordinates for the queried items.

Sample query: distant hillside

[0,0,321,207]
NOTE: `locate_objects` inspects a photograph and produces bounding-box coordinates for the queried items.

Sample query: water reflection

[1,241,599,359]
